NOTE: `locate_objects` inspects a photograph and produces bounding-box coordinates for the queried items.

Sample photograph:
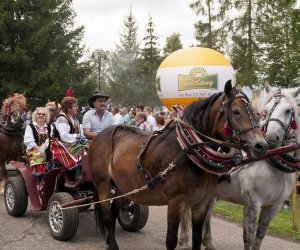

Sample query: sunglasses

[37,113,46,116]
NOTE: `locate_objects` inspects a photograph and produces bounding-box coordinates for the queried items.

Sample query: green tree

[139,15,161,105]
[106,7,141,105]
[189,0,225,51]
[0,0,88,107]
[256,1,300,87]
[162,32,183,58]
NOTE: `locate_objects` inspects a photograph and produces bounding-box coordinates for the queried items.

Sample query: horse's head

[262,84,300,148]
[213,80,268,158]
[1,94,26,125]
[184,80,267,158]
[45,101,61,123]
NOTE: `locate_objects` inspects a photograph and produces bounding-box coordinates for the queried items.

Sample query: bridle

[262,89,297,142]
[220,90,260,143]
[3,98,25,125]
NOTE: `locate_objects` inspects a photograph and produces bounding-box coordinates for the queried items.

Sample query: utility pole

[98,54,101,91]
[96,51,107,91]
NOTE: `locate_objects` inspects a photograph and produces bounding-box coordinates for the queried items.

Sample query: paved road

[0,194,299,250]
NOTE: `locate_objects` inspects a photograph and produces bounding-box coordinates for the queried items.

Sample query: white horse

[179,84,300,250]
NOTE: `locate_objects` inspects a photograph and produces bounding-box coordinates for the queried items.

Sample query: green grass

[213,194,300,241]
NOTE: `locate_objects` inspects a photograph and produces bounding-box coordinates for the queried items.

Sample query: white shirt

[24,122,51,151]
[147,114,157,131]
[55,113,82,143]
[82,109,115,133]
[114,113,125,124]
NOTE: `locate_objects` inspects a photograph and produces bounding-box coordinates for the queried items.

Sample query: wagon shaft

[61,196,93,208]
[241,143,299,166]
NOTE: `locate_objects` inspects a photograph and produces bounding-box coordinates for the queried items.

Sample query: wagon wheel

[118,200,149,232]
[4,175,28,217]
[47,192,79,241]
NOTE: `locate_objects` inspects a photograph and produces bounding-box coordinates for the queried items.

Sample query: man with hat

[82,91,115,140]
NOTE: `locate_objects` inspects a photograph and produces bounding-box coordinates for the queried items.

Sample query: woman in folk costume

[52,96,85,170]
[23,107,52,174]
[53,96,82,143]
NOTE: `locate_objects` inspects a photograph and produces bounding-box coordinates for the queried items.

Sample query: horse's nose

[265,135,280,144]
[253,141,268,157]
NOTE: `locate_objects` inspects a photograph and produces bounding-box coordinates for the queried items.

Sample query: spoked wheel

[47,192,79,241]
[4,175,28,217]
[118,200,149,232]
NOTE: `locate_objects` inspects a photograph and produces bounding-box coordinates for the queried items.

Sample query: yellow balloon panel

[156,47,234,110]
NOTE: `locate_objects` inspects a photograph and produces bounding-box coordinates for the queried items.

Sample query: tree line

[0,0,299,108]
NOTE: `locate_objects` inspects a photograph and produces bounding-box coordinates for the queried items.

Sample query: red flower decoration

[291,120,297,130]
[222,123,232,136]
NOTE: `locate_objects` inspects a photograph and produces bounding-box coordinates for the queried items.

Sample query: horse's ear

[291,85,300,99]
[265,81,272,93]
[224,80,232,96]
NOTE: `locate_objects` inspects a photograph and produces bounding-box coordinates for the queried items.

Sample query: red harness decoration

[176,121,242,174]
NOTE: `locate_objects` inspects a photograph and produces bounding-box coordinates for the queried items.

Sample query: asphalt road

[0,194,299,250]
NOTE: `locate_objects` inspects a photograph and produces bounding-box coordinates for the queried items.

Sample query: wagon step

[61,195,94,209]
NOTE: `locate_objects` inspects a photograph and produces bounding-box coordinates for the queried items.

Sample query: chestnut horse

[88,81,268,250]
[0,93,26,194]
[200,84,300,250]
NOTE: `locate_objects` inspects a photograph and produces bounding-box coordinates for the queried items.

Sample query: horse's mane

[1,94,26,115]
[184,93,223,132]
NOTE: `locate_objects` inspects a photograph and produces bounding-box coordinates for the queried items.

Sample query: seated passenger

[53,96,83,143]
[23,107,52,174]
[52,96,86,171]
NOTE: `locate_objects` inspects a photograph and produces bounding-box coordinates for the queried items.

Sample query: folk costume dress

[23,122,52,174]
[52,112,86,169]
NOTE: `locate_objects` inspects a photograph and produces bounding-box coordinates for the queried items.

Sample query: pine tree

[140,15,161,105]
[106,7,141,105]
[256,1,300,87]
[189,0,225,51]
[0,0,87,106]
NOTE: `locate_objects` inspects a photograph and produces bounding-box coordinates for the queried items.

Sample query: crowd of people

[23,90,181,177]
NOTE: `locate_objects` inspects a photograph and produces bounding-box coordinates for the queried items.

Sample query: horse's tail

[93,189,107,238]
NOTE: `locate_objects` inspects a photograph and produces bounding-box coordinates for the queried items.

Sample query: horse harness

[220,91,260,143]
[261,89,300,173]
[262,89,297,139]
[135,92,262,188]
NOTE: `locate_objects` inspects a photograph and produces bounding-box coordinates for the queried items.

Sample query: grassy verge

[213,194,300,241]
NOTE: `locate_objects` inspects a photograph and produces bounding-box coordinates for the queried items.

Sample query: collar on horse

[0,115,25,134]
[175,119,243,174]
[269,153,300,173]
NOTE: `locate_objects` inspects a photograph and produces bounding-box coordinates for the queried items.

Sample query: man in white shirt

[144,106,157,131]
[82,91,115,140]
[112,106,125,124]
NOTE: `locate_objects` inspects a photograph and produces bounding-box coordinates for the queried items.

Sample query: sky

[72,0,198,53]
